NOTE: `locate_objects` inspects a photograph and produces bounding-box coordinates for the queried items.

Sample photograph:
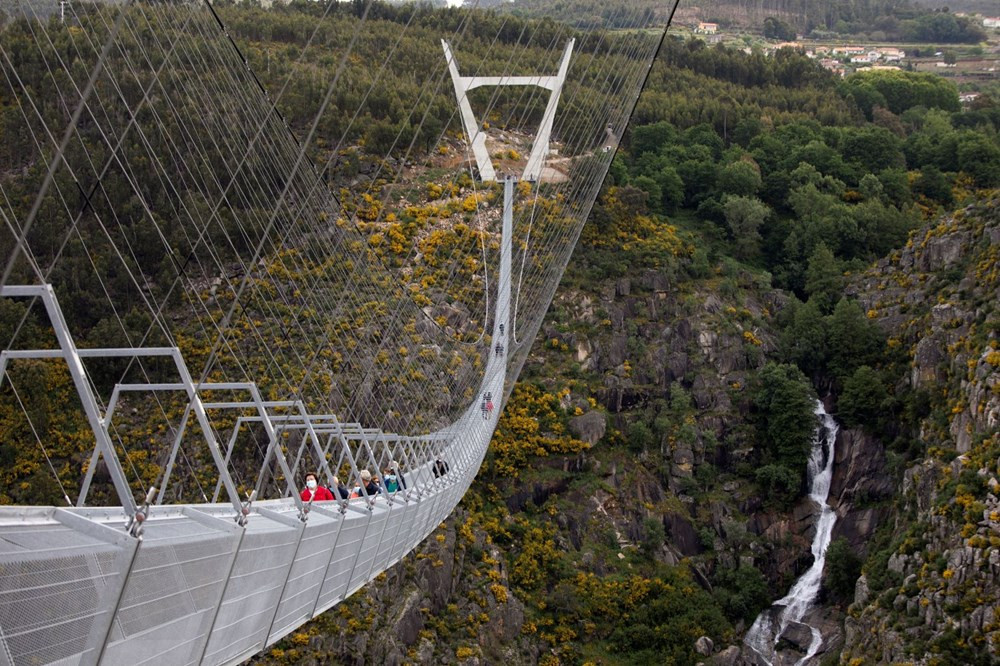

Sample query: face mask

[306,479,317,490]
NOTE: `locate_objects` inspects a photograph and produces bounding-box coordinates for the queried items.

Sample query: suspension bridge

[0,1,672,663]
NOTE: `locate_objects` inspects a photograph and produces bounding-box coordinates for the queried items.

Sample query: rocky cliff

[249,214,841,664]
[251,191,999,665]
[838,195,1000,665]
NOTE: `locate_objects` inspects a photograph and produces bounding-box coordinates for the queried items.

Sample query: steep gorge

[249,190,1000,666]
[249,195,875,665]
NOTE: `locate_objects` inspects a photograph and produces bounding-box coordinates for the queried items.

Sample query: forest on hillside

[494,0,990,42]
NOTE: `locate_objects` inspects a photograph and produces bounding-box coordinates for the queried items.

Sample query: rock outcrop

[839,196,1000,664]
[829,427,894,552]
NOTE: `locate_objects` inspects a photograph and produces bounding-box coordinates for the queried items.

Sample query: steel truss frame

[442,39,574,182]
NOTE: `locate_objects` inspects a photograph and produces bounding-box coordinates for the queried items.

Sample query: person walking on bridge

[383,466,400,492]
[301,472,334,502]
[332,475,350,500]
[357,469,380,497]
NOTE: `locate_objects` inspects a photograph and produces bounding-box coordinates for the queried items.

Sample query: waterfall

[744,401,839,665]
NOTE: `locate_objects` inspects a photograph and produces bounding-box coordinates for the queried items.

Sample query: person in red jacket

[300,472,334,502]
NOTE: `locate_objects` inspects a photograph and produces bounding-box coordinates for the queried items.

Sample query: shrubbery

[824,537,862,602]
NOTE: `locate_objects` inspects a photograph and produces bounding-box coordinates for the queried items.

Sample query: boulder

[776,620,814,655]
[391,588,424,645]
[605,334,627,367]
[640,269,670,291]
[709,645,741,666]
[480,591,524,646]
[833,506,889,552]
[666,513,702,556]
[988,225,1000,246]
[918,230,969,272]
[950,410,973,453]
[854,573,870,607]
[911,336,946,387]
[691,374,718,409]
[695,635,715,656]
[568,410,606,445]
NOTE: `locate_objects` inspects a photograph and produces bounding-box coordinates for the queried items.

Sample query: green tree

[608,154,629,186]
[902,12,986,43]
[804,243,842,313]
[750,363,817,472]
[852,199,916,257]
[913,164,953,205]
[827,299,885,382]
[858,173,884,201]
[628,421,655,452]
[841,126,904,173]
[722,195,769,260]
[713,564,771,623]
[632,175,662,213]
[824,537,862,602]
[717,160,762,197]
[685,123,724,159]
[641,517,665,556]
[763,17,797,41]
[779,298,829,380]
[841,70,959,116]
[631,120,677,156]
[877,168,911,207]
[655,165,685,213]
[755,463,803,508]
[956,132,1000,188]
[838,365,888,429]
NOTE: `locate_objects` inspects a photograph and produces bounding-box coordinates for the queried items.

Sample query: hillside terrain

[839,196,1000,665]
[229,7,997,665]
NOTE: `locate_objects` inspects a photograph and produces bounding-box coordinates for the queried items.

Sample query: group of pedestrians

[299,321,508,503]
[481,321,505,419]
[299,462,405,503]
[300,457,452,503]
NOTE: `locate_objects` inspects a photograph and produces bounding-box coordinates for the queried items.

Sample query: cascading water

[744,401,839,665]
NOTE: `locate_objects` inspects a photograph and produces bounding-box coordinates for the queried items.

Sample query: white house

[832,45,866,56]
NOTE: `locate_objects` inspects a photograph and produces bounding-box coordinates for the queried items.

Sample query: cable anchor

[237,489,257,527]
[127,486,156,538]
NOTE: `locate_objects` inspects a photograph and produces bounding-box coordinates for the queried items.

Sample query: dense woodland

[601,36,999,513]
[495,0,989,42]
[2,1,1000,663]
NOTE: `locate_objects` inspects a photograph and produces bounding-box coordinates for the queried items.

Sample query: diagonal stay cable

[1,1,132,288]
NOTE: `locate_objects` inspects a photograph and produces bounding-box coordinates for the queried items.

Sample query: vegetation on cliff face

[240,6,999,662]
[837,196,1000,665]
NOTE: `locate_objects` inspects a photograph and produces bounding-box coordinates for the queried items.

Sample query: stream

[744,400,839,665]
